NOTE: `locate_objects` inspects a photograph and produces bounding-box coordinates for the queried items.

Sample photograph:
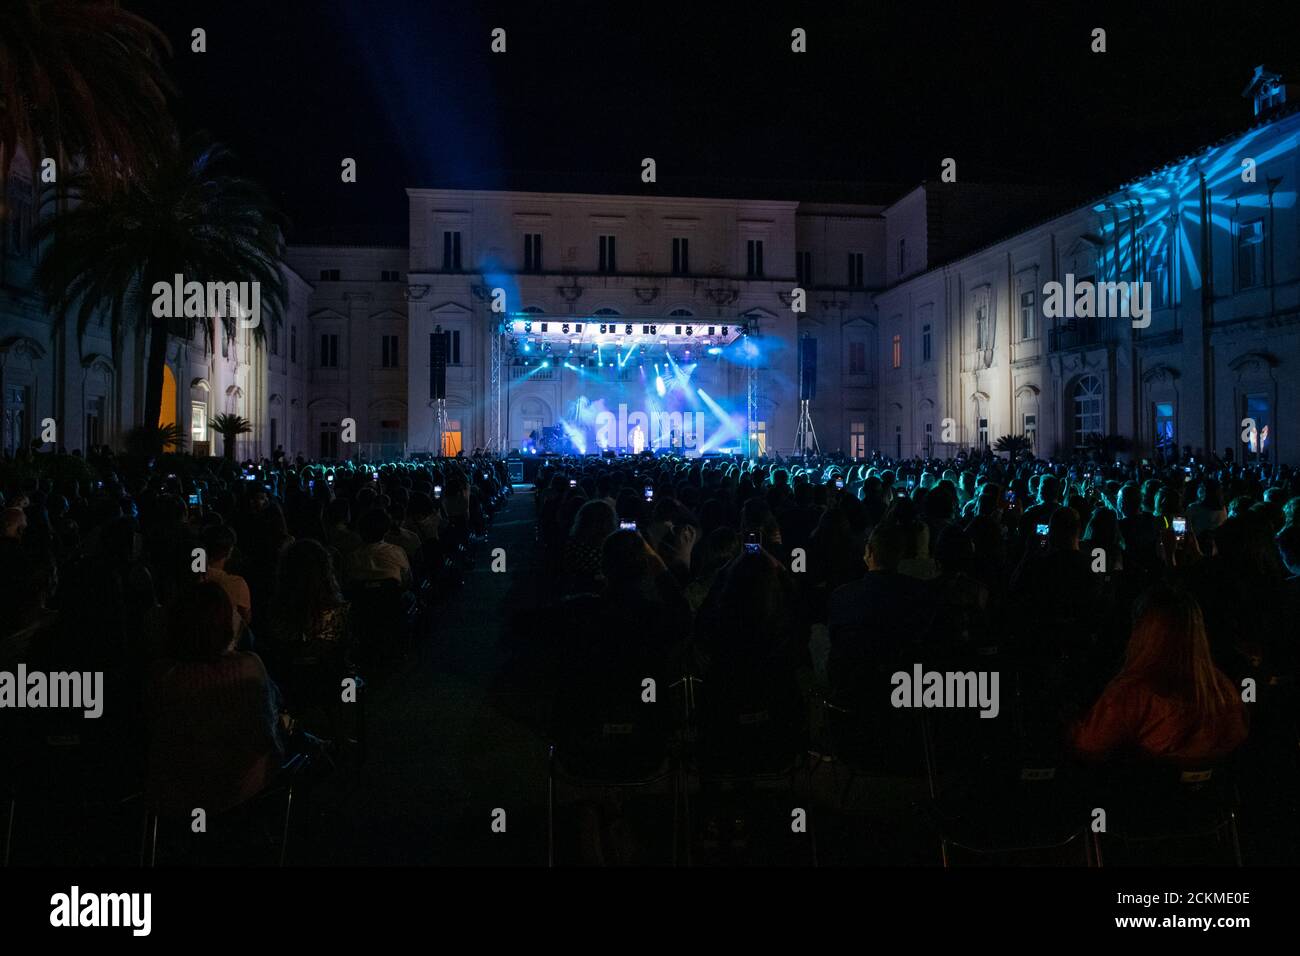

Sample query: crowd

[4,439,1297,862]
[0,450,510,857]
[535,451,1300,830]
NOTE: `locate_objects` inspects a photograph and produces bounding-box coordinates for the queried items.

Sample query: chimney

[1242,65,1292,118]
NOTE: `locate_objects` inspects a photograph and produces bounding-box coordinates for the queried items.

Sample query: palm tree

[209,413,252,462]
[0,0,174,281]
[993,433,1033,461]
[123,422,186,458]
[34,137,288,430]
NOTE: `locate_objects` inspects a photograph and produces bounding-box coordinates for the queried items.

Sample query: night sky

[129,0,1300,244]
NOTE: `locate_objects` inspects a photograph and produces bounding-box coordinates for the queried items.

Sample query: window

[290,325,297,363]
[848,252,864,288]
[431,329,461,368]
[524,233,542,272]
[848,341,867,375]
[598,234,617,273]
[1020,290,1036,340]
[1244,393,1273,457]
[891,334,902,369]
[320,422,340,460]
[850,421,866,459]
[221,330,229,359]
[978,418,989,448]
[84,397,105,449]
[749,420,767,456]
[379,419,402,449]
[381,334,400,368]
[270,417,278,453]
[1149,241,1170,308]
[319,269,340,281]
[671,237,689,275]
[1238,219,1264,289]
[796,251,812,286]
[924,421,934,454]
[1072,375,1103,447]
[1153,402,1175,454]
[442,230,463,271]
[191,402,208,444]
[898,238,907,276]
[922,324,932,363]
[975,301,990,350]
[270,324,279,356]
[320,333,340,368]
[746,239,764,277]
[895,424,902,459]
[381,270,401,282]
[1023,413,1037,450]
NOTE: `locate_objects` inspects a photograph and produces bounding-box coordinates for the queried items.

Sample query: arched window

[669,308,693,317]
[593,307,620,316]
[1072,375,1103,447]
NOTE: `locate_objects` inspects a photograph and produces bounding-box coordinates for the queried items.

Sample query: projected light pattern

[1087,123,1296,303]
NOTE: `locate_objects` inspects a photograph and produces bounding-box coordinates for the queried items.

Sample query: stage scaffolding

[488,321,505,453]
[745,317,760,458]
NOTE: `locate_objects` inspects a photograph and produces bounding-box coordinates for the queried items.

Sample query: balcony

[1048,317,1110,352]
[508,365,555,382]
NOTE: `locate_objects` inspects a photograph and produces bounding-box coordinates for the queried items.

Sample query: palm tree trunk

[143,316,170,429]
[0,147,11,289]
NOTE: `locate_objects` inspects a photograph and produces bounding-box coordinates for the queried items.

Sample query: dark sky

[129,0,1300,244]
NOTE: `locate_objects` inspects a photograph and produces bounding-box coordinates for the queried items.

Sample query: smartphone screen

[1004,491,1015,503]
[187,493,201,506]
[835,478,845,490]
[434,485,443,498]
[1035,523,1049,536]
[569,479,577,488]
[620,520,637,531]
[644,486,653,500]
[1172,516,1187,536]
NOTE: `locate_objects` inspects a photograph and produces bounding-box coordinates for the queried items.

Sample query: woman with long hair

[147,583,283,814]
[1071,585,1247,765]
[264,539,352,679]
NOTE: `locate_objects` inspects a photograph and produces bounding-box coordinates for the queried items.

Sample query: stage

[503,312,768,458]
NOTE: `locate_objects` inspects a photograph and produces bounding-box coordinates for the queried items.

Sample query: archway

[158,365,179,448]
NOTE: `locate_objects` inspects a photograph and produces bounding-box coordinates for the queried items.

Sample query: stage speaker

[799,336,817,401]
[430,331,448,400]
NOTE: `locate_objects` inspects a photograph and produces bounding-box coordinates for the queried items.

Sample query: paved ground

[308,487,939,866]
[313,487,551,865]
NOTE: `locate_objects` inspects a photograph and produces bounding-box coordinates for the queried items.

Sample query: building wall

[874,108,1300,464]
[403,189,819,455]
[6,104,1300,465]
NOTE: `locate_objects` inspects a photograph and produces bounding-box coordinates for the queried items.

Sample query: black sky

[128,0,1300,244]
